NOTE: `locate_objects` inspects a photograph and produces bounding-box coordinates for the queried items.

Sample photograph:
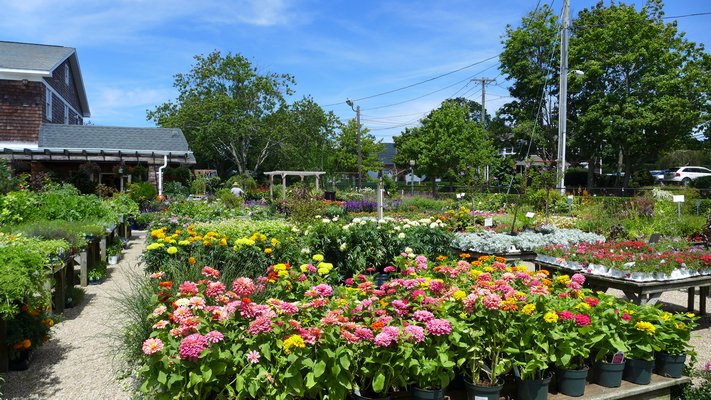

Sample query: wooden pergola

[264,171,326,200]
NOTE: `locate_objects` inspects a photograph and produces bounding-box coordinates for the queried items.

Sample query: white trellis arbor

[264,171,326,201]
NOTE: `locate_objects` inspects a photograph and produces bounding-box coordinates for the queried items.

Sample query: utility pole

[474,78,496,126]
[557,0,570,195]
[346,99,362,190]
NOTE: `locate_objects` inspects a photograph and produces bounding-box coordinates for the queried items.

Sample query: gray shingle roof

[39,124,193,154]
[0,41,75,72]
[378,142,396,165]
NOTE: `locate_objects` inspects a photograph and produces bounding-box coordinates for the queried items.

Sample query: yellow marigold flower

[271,238,280,247]
[260,234,267,242]
[312,254,324,262]
[453,290,466,301]
[166,246,178,255]
[283,334,305,354]
[188,257,196,265]
[175,229,182,235]
[635,321,656,335]
[675,322,686,330]
[521,304,536,315]
[203,240,211,246]
[265,248,273,255]
[234,238,255,247]
[146,243,161,251]
[544,312,559,323]
[178,240,190,246]
[250,233,258,241]
[219,238,228,246]
[661,312,672,321]
[277,270,288,277]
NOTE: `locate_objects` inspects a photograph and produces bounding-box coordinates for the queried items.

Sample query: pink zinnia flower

[248,316,273,335]
[425,318,452,336]
[413,310,434,322]
[232,277,255,297]
[383,266,396,273]
[584,297,599,307]
[374,332,396,347]
[355,327,374,341]
[189,296,206,309]
[404,325,425,343]
[482,294,502,310]
[575,314,591,327]
[705,361,711,372]
[428,280,445,292]
[247,350,260,364]
[344,277,354,285]
[571,273,585,285]
[152,320,169,329]
[179,333,208,361]
[201,266,220,279]
[153,305,167,316]
[341,330,361,344]
[621,313,632,321]
[205,330,224,343]
[313,284,333,297]
[150,271,165,279]
[142,338,163,355]
[205,281,226,298]
[179,281,199,296]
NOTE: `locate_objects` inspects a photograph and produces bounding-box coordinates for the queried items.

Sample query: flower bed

[538,240,711,281]
[134,252,696,399]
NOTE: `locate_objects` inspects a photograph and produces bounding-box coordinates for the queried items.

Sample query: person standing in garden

[230,182,244,197]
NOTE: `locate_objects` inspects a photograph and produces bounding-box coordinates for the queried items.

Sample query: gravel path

[2,234,709,398]
[2,231,146,400]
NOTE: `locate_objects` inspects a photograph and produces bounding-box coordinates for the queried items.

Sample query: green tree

[327,119,384,179]
[275,96,339,171]
[498,4,560,160]
[393,100,497,196]
[147,51,295,176]
[569,0,709,186]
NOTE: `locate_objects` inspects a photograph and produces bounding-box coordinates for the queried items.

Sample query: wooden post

[100,236,107,263]
[687,287,695,312]
[315,175,320,190]
[269,174,273,200]
[80,251,88,287]
[282,174,287,201]
[53,264,65,314]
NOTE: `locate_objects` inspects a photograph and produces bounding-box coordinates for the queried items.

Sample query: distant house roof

[0,41,90,117]
[26,123,195,163]
[379,143,396,165]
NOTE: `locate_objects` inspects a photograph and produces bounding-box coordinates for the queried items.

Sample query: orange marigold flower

[459,253,471,259]
[539,269,550,276]
[542,278,552,286]
[188,257,196,265]
[436,255,447,261]
[22,339,31,349]
[495,256,506,263]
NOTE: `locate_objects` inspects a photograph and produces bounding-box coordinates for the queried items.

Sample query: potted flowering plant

[654,311,698,378]
[405,316,457,399]
[589,292,630,387]
[620,304,661,385]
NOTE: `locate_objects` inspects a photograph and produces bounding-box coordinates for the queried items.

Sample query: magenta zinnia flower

[558,310,574,320]
[574,314,591,327]
[425,318,452,336]
[142,338,163,355]
[179,334,208,361]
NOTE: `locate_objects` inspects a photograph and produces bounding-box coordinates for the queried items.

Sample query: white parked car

[663,166,711,185]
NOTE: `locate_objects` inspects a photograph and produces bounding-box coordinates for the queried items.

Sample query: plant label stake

[673,195,685,221]
[484,218,493,227]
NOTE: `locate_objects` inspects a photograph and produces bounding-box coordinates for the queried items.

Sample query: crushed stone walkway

[2,231,146,400]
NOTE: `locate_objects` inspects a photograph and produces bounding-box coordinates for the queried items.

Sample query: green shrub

[286,199,327,223]
[217,188,243,209]
[128,182,157,207]
[692,176,711,190]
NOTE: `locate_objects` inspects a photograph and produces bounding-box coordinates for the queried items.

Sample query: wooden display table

[534,260,711,315]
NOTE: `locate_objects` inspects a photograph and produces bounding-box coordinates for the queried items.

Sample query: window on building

[45,87,52,120]
[65,65,70,86]
[64,104,69,124]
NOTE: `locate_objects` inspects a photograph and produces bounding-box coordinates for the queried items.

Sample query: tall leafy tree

[568,0,709,186]
[393,100,497,196]
[327,119,384,177]
[498,4,560,160]
[147,51,294,176]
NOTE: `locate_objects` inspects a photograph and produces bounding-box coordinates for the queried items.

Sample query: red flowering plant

[545,274,603,370]
[588,292,630,362]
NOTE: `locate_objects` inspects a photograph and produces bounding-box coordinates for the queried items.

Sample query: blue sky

[1,0,708,143]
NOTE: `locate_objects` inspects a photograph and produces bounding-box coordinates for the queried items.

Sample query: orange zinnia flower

[159,281,173,288]
[371,321,385,331]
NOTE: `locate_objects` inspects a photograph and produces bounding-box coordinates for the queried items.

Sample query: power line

[663,12,711,19]
[323,54,500,107]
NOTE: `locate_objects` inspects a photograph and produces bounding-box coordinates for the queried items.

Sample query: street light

[409,159,416,196]
[346,98,362,190]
